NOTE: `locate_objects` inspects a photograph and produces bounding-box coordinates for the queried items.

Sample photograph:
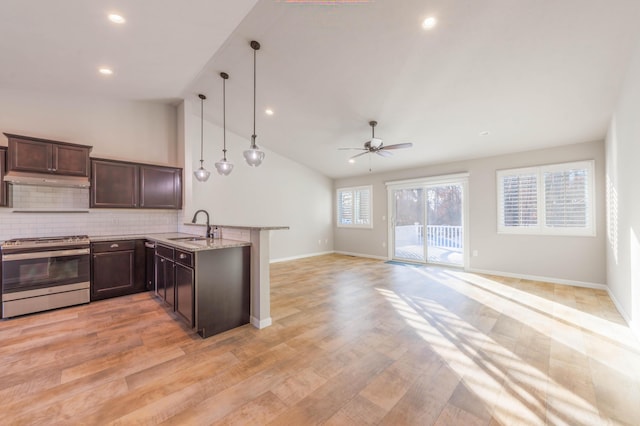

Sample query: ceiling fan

[339,121,413,162]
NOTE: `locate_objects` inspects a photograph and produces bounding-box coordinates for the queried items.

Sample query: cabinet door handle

[179,254,187,259]
[110,243,119,248]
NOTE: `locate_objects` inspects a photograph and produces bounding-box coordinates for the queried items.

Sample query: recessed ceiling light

[108,14,125,24]
[98,67,113,76]
[265,109,274,116]
[348,159,355,164]
[480,131,490,136]
[422,16,437,30]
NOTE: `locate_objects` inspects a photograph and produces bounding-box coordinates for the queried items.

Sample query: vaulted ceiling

[2,0,639,178]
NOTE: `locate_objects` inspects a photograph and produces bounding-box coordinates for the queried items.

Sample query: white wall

[334,140,606,286]
[0,88,178,166]
[178,101,334,261]
[605,39,640,335]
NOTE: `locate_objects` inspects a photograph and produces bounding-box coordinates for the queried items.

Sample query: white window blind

[497,161,595,236]
[544,167,589,228]
[337,186,372,228]
[501,172,538,228]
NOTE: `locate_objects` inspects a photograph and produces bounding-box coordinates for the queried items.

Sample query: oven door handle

[2,248,90,261]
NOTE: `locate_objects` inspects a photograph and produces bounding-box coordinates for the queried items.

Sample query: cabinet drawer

[156,244,174,259]
[92,240,136,253]
[175,249,193,268]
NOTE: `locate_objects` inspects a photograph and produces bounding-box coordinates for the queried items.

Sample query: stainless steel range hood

[3,171,90,188]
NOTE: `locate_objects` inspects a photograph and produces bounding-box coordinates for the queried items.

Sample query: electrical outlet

[382,215,386,221]
[318,239,322,245]
[382,242,386,248]
[473,250,478,257]
[325,238,328,244]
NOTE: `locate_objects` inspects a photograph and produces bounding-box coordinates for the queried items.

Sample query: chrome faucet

[191,209,212,238]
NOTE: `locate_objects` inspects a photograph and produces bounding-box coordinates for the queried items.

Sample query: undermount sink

[168,236,208,242]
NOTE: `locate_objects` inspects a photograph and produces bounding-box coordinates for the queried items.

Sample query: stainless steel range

[1,235,90,318]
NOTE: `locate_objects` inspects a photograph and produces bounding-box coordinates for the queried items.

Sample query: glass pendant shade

[215,158,234,175]
[194,94,211,182]
[194,163,211,181]
[243,139,265,167]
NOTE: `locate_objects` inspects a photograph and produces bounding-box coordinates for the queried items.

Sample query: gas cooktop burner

[1,235,90,249]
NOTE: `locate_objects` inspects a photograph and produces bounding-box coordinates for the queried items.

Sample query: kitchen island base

[195,246,250,338]
[151,235,251,339]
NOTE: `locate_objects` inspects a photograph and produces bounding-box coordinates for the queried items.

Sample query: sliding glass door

[392,188,426,262]
[388,175,467,267]
[425,184,463,266]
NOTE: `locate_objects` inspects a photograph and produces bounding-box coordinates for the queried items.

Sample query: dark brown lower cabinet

[195,246,250,338]
[155,245,193,327]
[91,240,145,301]
[155,245,174,306]
[175,263,194,327]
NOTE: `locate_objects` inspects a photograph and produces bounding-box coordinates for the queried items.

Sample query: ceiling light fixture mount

[422,16,437,30]
[108,14,126,24]
[243,40,266,167]
[215,72,234,176]
[194,94,211,182]
[98,67,113,75]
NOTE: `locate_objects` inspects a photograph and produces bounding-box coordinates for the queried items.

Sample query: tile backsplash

[0,185,179,241]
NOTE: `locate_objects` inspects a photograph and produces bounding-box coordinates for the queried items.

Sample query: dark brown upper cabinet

[140,165,182,209]
[4,133,91,177]
[90,158,182,209]
[91,159,139,208]
[0,147,11,207]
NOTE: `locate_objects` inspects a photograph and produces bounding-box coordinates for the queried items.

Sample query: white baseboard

[465,267,607,290]
[606,288,632,324]
[250,316,272,329]
[334,250,388,261]
[270,251,334,264]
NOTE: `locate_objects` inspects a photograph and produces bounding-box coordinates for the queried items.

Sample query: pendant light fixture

[214,72,234,176]
[194,94,211,182]
[243,40,265,167]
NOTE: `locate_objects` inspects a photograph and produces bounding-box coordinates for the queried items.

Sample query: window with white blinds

[336,185,372,228]
[497,161,595,235]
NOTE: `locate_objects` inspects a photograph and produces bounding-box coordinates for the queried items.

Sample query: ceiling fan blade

[350,151,369,160]
[338,147,366,151]
[376,150,393,157]
[381,142,413,150]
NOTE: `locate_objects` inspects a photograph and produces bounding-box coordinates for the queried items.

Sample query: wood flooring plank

[0,255,639,425]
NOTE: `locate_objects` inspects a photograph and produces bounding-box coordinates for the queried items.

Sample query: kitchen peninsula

[91,225,288,337]
[177,224,290,331]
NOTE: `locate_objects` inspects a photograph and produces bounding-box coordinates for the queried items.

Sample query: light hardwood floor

[2,254,640,425]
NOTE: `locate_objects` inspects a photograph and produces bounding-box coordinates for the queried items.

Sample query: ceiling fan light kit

[243,40,266,167]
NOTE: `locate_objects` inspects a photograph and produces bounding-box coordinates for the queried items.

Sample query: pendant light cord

[200,95,204,165]
[252,46,257,147]
[223,76,227,160]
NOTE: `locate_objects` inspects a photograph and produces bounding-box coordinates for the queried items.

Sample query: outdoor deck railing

[396,224,462,249]
[426,225,462,249]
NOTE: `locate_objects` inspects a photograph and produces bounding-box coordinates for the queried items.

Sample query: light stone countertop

[89,232,251,252]
[184,224,289,231]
